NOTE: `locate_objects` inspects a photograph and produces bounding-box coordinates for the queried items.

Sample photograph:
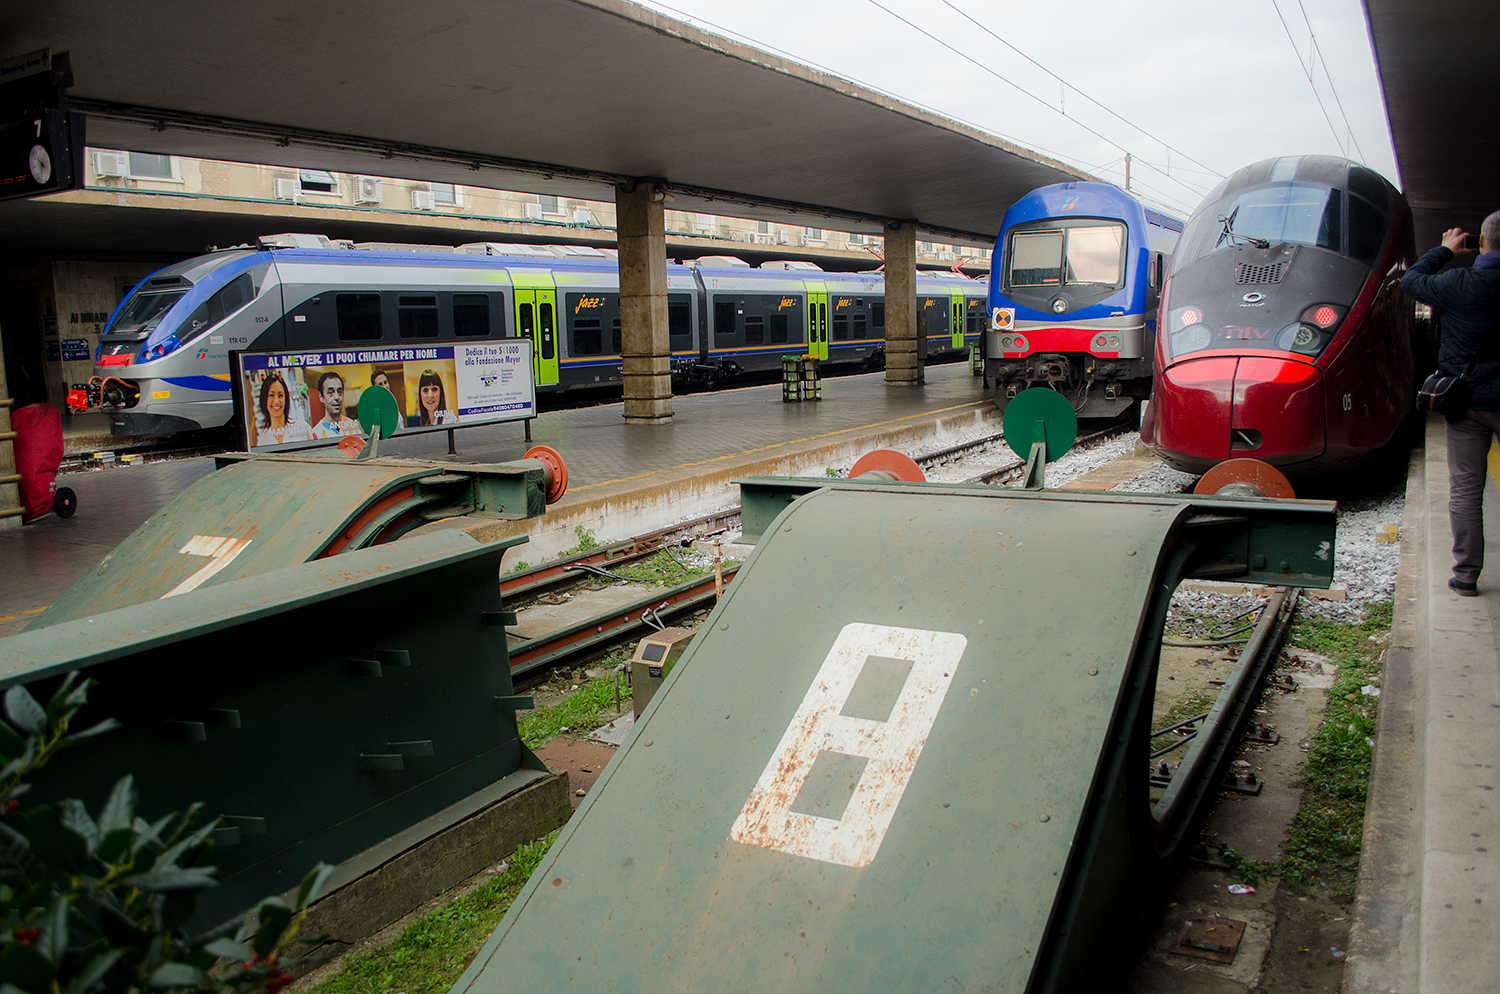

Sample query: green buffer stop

[1001,387,1078,489]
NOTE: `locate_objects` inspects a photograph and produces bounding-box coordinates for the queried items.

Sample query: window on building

[431,182,457,205]
[849,232,864,244]
[298,169,339,195]
[397,295,439,338]
[757,220,770,234]
[538,194,560,213]
[336,293,382,341]
[127,153,173,179]
[805,227,824,240]
[453,294,491,336]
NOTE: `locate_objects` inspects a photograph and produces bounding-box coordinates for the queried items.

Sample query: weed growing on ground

[560,525,600,556]
[1231,600,1391,896]
[502,559,531,575]
[517,668,633,749]
[613,549,739,588]
[306,832,557,994]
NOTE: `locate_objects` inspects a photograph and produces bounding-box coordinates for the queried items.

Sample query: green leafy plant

[560,526,600,557]
[518,669,632,749]
[0,674,332,993]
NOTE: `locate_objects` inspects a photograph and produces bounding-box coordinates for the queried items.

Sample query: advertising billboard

[234,339,535,451]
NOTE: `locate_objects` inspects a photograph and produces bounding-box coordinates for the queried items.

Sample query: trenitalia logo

[574,296,605,313]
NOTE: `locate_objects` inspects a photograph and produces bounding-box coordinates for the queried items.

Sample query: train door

[950,291,965,350]
[806,284,829,361]
[515,285,558,386]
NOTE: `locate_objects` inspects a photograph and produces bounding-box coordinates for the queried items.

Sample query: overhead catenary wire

[1293,0,1367,164]
[1270,0,1360,163]
[637,0,1114,181]
[864,0,1208,211]
[940,0,1223,181]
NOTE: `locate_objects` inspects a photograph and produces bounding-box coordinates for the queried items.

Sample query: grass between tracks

[303,832,558,994]
[1227,600,1392,897]
[517,665,634,749]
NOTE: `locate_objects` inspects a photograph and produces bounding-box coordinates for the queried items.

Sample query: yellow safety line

[570,400,991,493]
[1490,440,1500,494]
[0,607,47,624]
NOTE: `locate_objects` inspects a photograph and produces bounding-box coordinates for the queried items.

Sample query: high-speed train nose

[1154,356,1324,472]
[1230,357,1324,464]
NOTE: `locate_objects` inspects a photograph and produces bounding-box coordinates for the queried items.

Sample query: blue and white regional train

[84,237,987,437]
[985,182,1184,419]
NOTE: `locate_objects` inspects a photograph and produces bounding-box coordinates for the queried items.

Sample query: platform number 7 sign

[731,622,967,868]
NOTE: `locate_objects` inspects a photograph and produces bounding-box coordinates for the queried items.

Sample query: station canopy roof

[1366,0,1500,250]
[0,0,1090,254]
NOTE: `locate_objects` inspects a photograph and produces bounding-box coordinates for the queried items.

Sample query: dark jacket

[1401,246,1500,409]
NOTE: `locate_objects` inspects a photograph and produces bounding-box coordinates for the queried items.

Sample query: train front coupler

[67,375,138,413]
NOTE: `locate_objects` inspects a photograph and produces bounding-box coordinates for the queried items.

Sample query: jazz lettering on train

[574,296,605,313]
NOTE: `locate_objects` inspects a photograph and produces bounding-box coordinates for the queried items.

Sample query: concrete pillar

[0,322,19,531]
[615,181,673,423]
[883,222,923,386]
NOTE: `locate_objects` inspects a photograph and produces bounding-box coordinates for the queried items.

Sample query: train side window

[668,297,692,346]
[771,314,789,343]
[398,295,440,339]
[518,302,534,338]
[714,300,737,344]
[1316,193,1342,252]
[871,302,885,330]
[745,315,765,346]
[183,273,255,339]
[1348,196,1388,264]
[853,310,868,338]
[611,318,622,354]
[336,293,382,341]
[832,312,849,340]
[453,293,490,337]
[572,317,602,355]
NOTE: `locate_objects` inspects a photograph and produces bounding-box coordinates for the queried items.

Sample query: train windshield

[104,289,188,338]
[1008,223,1125,288]
[1180,183,1340,262]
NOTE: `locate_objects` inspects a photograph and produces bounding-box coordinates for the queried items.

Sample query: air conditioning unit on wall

[274,178,301,201]
[412,190,435,210]
[523,203,543,220]
[355,176,382,204]
[93,152,129,178]
[776,231,790,244]
[571,207,591,225]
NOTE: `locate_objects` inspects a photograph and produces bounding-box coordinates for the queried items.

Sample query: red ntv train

[1141,155,1416,478]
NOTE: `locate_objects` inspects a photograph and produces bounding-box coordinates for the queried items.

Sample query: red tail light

[1300,303,1345,330]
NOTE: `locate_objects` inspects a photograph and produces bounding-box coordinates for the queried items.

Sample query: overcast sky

[633,0,1395,220]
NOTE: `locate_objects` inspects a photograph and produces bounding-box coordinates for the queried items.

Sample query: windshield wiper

[1216,207,1270,250]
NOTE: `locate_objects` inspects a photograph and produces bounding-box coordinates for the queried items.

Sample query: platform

[1,363,993,638]
[1347,414,1500,991]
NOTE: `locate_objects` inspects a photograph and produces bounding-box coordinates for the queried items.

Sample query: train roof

[1205,155,1401,204]
[1001,181,1177,229]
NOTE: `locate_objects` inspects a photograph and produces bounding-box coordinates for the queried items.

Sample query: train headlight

[1276,322,1325,355]
[1173,325,1213,355]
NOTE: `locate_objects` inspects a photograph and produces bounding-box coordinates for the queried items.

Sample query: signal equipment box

[630,627,696,717]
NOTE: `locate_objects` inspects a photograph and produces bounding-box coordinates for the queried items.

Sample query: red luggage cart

[12,403,76,523]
